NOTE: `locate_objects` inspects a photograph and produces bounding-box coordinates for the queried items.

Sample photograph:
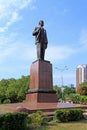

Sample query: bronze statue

[32,20,48,60]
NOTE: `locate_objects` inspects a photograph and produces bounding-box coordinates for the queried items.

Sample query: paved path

[0,103,23,114]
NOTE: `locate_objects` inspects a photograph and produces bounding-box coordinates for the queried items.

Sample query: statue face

[39,20,44,27]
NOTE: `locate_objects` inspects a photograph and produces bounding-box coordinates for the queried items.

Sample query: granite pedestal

[26,60,58,103]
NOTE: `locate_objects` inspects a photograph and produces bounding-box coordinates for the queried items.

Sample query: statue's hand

[32,27,41,35]
[37,27,41,32]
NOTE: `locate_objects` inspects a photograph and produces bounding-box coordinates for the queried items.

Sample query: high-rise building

[76,65,87,90]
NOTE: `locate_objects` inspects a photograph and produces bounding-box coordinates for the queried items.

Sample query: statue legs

[37,43,45,60]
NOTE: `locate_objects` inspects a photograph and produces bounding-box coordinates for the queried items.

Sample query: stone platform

[15,103,87,116]
[1,103,87,116]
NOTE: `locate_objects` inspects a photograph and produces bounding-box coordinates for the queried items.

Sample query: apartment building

[76,65,87,90]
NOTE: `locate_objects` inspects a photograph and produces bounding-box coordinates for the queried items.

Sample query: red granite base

[25,60,58,112]
[26,92,58,103]
[26,60,58,104]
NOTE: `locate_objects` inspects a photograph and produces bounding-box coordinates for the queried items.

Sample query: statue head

[39,20,44,27]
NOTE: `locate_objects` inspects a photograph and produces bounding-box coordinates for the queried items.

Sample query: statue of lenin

[32,20,48,60]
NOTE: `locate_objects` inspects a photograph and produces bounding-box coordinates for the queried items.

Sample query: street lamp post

[55,66,68,101]
[61,87,65,102]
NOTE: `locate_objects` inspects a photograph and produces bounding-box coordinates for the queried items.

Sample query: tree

[53,85,62,99]
[6,85,18,103]
[0,75,30,103]
[0,79,9,103]
[17,75,30,101]
[0,79,9,88]
[0,86,6,103]
[77,82,87,95]
[69,93,81,104]
[64,87,76,96]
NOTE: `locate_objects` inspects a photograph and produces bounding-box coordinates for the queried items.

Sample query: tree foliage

[0,75,30,103]
[54,85,76,100]
[77,82,87,95]
[64,87,76,96]
[69,93,81,104]
[53,85,62,99]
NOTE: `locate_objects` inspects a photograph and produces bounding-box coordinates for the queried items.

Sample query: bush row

[0,111,48,130]
[0,112,28,130]
[55,108,83,122]
[0,109,84,129]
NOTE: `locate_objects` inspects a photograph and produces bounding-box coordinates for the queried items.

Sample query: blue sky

[0,0,87,87]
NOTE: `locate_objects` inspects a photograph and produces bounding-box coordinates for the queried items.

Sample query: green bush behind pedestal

[55,109,83,122]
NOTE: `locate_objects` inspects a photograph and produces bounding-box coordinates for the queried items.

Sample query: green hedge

[55,108,83,122]
[0,112,28,130]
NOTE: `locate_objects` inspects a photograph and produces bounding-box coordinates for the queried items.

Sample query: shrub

[28,111,47,127]
[3,99,11,104]
[80,96,87,105]
[0,112,28,130]
[55,108,83,122]
[69,94,81,104]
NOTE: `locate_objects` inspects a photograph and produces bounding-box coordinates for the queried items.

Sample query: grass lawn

[30,119,87,130]
[48,119,87,130]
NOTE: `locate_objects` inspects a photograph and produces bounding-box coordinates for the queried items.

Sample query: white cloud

[0,0,34,32]
[19,44,76,62]
[46,45,76,61]
[10,42,36,61]
[53,72,75,86]
[0,27,6,33]
[0,12,21,32]
[0,46,16,61]
[0,33,18,64]
[6,12,21,26]
[0,47,16,65]
[0,32,36,65]
[0,34,76,65]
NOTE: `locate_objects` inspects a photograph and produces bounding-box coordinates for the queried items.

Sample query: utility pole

[55,66,68,101]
